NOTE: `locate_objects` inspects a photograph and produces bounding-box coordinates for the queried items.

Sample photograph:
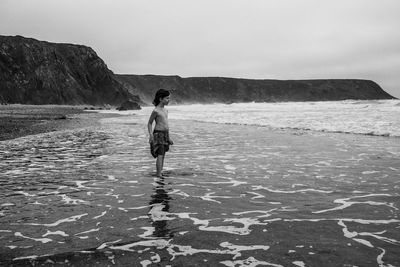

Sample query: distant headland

[0,35,396,107]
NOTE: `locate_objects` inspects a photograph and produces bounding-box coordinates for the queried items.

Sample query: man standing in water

[148,89,174,177]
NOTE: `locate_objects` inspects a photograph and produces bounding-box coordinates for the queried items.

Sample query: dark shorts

[150,130,170,158]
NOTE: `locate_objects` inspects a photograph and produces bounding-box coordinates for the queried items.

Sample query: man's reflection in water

[148,177,173,238]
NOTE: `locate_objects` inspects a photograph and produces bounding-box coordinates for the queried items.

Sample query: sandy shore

[0,105,118,141]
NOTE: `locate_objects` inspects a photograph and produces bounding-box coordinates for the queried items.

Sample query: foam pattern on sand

[0,115,399,266]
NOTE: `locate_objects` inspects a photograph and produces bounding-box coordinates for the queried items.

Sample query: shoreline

[0,105,120,141]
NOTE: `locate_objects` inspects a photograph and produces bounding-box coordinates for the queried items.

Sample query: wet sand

[0,105,115,141]
[0,113,399,266]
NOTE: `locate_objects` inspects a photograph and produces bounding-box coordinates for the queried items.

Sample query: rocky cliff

[0,35,134,105]
[1,35,395,106]
[117,74,395,105]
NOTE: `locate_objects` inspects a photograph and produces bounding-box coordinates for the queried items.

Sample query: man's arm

[147,110,157,142]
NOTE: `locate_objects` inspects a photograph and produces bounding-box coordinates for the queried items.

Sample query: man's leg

[156,155,164,177]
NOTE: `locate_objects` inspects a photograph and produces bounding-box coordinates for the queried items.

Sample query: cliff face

[1,35,395,106]
[0,35,133,105]
[117,74,395,105]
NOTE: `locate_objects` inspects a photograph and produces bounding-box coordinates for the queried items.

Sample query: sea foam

[117,99,400,137]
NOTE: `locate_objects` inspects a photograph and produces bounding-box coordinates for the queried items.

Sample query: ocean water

[1,100,400,266]
[171,99,400,137]
[132,99,400,137]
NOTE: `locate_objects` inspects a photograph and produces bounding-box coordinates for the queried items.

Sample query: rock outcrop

[117,74,396,105]
[116,100,141,111]
[0,35,135,105]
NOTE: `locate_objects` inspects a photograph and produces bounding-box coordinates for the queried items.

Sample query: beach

[0,105,119,141]
[0,107,399,266]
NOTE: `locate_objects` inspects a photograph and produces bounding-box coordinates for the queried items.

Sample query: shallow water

[1,114,400,266]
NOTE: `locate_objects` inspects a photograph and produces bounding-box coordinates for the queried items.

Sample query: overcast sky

[1,0,399,98]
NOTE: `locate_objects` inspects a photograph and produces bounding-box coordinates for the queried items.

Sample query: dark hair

[152,89,170,106]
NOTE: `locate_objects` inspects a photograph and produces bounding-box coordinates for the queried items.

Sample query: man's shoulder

[154,107,167,114]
